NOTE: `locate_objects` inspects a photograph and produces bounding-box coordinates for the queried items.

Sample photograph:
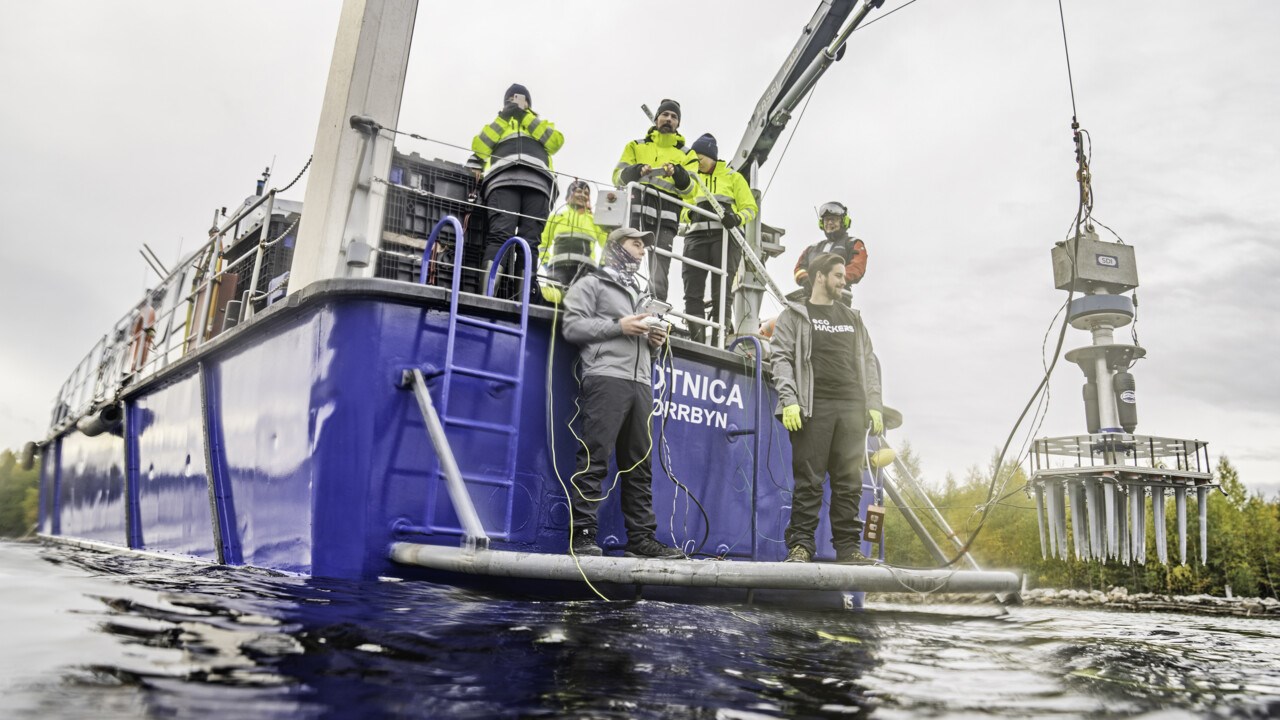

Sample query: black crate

[381,150,487,292]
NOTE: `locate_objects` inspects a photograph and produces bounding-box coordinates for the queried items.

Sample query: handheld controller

[643,316,671,333]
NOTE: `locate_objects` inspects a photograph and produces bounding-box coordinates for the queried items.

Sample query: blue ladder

[417,216,533,540]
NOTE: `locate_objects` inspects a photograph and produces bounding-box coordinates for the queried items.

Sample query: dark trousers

[484,186,548,297]
[569,375,658,542]
[682,232,741,343]
[628,190,680,301]
[548,261,592,289]
[786,400,867,555]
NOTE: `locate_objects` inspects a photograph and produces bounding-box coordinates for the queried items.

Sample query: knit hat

[656,98,681,121]
[691,133,718,162]
[504,83,531,107]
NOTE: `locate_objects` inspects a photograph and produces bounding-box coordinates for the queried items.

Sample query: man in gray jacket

[771,252,884,564]
[560,227,682,559]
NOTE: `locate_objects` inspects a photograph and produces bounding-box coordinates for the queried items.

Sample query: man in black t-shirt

[770,253,884,564]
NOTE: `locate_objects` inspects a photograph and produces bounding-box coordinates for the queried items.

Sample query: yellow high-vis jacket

[613,128,697,199]
[538,206,607,267]
[471,110,564,179]
[681,160,758,233]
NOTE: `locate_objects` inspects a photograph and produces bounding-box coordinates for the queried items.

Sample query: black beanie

[504,83,531,107]
[691,133,718,162]
[656,98,681,121]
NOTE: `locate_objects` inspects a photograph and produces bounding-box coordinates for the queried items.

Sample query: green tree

[0,449,41,537]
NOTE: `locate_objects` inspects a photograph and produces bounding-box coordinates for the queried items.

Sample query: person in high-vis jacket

[771,252,884,565]
[537,179,607,303]
[613,98,697,303]
[560,227,683,560]
[471,83,564,292]
[679,133,757,344]
[793,201,868,307]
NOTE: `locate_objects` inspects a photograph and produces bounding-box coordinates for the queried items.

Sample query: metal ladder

[403,216,533,545]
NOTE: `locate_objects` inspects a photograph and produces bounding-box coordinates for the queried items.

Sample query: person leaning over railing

[537,179,607,304]
[612,98,697,303]
[771,252,884,566]
[679,133,757,344]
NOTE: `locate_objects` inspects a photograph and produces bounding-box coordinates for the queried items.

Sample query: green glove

[868,408,884,435]
[782,404,803,431]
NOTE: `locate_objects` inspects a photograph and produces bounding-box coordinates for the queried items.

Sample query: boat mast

[288,0,418,293]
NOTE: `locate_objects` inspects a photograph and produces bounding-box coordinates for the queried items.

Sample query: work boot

[624,537,683,559]
[570,529,602,557]
[784,546,812,563]
[835,548,873,565]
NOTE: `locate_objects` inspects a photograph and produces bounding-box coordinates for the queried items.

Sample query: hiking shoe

[570,530,602,557]
[835,548,873,565]
[784,546,813,563]
[624,537,683,559]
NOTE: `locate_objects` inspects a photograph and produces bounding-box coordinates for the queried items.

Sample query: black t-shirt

[807,301,862,403]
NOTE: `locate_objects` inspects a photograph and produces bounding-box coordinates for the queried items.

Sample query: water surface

[1,540,1277,718]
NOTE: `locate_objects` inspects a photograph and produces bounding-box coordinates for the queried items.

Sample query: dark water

[1,541,1278,719]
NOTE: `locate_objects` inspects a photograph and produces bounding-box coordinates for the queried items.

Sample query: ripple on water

[3,542,1280,719]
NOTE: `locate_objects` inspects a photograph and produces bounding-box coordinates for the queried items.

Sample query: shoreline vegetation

[3,447,1277,607]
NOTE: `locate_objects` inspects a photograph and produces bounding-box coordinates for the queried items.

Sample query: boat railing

[620,181,748,350]
[48,186,299,435]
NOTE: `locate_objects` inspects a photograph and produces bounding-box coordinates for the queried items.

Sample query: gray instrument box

[593,187,628,229]
[1051,233,1139,294]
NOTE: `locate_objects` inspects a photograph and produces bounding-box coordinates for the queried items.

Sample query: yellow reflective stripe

[536,126,554,143]
[487,120,505,135]
[647,177,677,193]
[478,133,498,149]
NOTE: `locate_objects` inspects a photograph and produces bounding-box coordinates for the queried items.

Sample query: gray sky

[1,1,1277,494]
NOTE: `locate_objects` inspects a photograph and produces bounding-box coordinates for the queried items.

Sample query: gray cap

[607,227,655,247]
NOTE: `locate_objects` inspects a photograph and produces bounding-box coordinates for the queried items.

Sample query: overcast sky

[1,1,1277,494]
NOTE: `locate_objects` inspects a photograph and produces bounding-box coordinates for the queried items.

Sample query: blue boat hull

[39,280,880,594]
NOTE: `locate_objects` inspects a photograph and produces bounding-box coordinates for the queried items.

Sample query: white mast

[289,0,418,292]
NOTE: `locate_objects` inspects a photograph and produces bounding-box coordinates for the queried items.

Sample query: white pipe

[389,543,1021,594]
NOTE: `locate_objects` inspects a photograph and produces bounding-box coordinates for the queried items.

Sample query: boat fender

[127,304,157,375]
[869,447,896,469]
[19,441,37,471]
[76,404,124,438]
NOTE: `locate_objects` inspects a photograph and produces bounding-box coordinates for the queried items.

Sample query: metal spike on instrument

[1035,485,1047,560]
[1042,483,1056,558]
[1129,485,1142,564]
[1056,481,1070,559]
[1141,484,1152,563]
[1152,487,1167,564]
[1198,486,1209,564]
[1086,480,1103,559]
[1069,481,1086,560]
[1175,487,1188,565]
[1121,484,1131,563]
[1104,480,1117,560]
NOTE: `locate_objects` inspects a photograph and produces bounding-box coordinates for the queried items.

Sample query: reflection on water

[1,540,1278,719]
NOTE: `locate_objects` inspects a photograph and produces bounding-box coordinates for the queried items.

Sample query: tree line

[881,444,1280,599]
[0,449,39,537]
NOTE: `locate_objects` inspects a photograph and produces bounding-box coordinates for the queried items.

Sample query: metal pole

[407,368,489,549]
[888,453,981,569]
[880,476,948,566]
